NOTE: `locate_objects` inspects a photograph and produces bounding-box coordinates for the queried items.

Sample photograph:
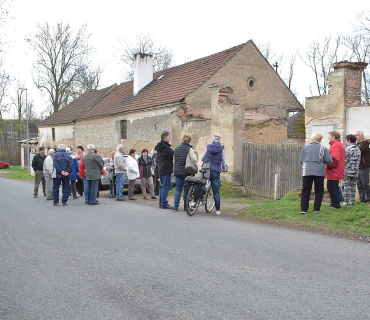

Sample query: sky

[1,0,369,118]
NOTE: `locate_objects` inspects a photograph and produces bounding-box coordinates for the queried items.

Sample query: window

[121,120,127,139]
[247,77,256,90]
[52,128,55,141]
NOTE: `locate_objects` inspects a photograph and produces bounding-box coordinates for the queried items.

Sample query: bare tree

[343,32,370,104]
[0,0,11,118]
[26,21,103,114]
[258,42,298,96]
[299,34,347,96]
[117,32,174,80]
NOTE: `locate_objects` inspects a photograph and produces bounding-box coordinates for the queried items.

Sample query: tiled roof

[38,84,117,126]
[288,111,305,138]
[79,42,248,119]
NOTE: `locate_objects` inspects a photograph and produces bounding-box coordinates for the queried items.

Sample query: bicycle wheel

[205,186,215,213]
[185,185,199,216]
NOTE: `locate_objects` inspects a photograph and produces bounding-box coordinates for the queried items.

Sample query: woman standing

[127,149,140,200]
[138,149,156,200]
[300,132,333,214]
[105,151,116,198]
[75,146,85,197]
[201,133,226,215]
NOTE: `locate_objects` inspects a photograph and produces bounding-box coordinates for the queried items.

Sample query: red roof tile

[79,42,248,119]
[38,84,117,126]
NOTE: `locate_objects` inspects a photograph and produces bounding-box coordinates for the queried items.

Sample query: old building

[38,40,303,182]
[305,61,369,148]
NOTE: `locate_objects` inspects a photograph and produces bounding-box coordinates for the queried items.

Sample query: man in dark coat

[83,144,104,205]
[154,131,174,209]
[355,130,370,202]
[32,146,46,198]
[53,144,73,206]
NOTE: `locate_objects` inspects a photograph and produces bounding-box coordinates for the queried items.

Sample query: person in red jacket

[325,131,346,209]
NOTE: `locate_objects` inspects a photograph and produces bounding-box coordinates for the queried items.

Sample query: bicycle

[184,167,215,216]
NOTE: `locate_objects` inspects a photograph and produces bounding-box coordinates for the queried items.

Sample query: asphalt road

[1,177,369,319]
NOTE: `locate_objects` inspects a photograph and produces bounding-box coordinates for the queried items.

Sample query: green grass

[168,181,243,198]
[0,166,34,180]
[240,192,370,235]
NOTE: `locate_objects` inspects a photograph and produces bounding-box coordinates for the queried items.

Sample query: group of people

[300,130,370,214]
[32,131,227,214]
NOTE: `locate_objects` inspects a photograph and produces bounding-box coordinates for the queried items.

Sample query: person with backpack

[173,133,197,211]
[201,133,227,215]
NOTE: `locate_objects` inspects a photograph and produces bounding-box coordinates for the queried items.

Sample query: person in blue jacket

[66,147,79,200]
[53,144,73,206]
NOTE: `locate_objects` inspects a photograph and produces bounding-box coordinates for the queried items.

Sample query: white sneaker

[216,210,221,215]
[342,202,349,206]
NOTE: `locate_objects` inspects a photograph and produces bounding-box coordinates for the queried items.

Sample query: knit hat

[77,146,84,151]
[66,147,71,154]
[212,133,221,143]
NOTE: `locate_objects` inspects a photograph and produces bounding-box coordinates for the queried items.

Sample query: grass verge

[240,192,370,235]
[168,181,242,198]
[0,166,34,180]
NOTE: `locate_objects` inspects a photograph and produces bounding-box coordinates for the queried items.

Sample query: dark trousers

[76,177,84,196]
[327,179,341,208]
[301,176,325,212]
[128,179,136,199]
[357,168,370,201]
[53,177,70,203]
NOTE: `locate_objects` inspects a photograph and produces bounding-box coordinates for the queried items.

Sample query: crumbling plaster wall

[305,61,367,144]
[38,124,75,151]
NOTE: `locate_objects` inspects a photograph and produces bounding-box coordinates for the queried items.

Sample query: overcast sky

[2,0,369,117]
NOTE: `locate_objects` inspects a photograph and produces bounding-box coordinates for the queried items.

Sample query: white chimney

[133,53,153,95]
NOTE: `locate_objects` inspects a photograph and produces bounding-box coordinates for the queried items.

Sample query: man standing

[43,148,55,200]
[32,146,46,198]
[354,130,370,202]
[114,144,127,201]
[53,144,73,206]
[155,131,174,209]
[343,134,361,206]
[83,144,104,205]
[325,131,346,209]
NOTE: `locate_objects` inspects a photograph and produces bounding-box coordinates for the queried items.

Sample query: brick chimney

[133,53,153,95]
[331,61,368,108]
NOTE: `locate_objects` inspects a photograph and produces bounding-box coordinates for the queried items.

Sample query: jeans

[357,168,370,201]
[86,179,99,204]
[159,174,173,207]
[301,176,324,212]
[53,177,70,203]
[174,176,187,209]
[210,171,221,211]
[116,173,125,200]
[83,177,89,202]
[327,180,341,208]
[110,176,116,197]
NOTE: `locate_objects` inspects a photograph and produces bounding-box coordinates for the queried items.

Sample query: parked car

[0,161,10,169]
[100,154,175,191]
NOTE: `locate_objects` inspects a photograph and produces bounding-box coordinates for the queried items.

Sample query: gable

[185,41,303,111]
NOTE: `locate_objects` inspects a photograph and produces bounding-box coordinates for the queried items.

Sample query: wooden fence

[243,143,304,199]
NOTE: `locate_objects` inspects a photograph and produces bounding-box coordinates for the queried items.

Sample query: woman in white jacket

[127,149,140,200]
[43,149,55,200]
